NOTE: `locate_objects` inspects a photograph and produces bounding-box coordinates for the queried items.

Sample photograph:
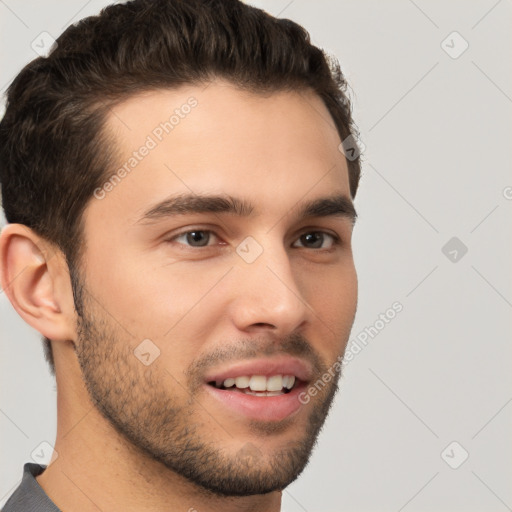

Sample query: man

[0,0,361,510]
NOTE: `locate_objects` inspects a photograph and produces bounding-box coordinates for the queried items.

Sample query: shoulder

[2,463,60,512]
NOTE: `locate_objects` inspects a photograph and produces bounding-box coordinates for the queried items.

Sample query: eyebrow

[136,193,357,226]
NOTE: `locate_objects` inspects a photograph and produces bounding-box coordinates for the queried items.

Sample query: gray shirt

[2,463,60,512]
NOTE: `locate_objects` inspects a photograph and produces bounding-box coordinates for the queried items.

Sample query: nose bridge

[230,234,310,332]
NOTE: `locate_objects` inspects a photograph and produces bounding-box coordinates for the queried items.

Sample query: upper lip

[204,356,313,384]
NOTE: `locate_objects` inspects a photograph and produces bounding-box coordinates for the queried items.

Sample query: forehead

[88,81,350,229]
[105,81,343,158]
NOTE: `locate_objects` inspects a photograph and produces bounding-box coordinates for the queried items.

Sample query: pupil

[187,231,209,246]
[302,232,322,248]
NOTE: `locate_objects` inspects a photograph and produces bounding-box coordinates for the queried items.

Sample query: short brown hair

[0,0,362,376]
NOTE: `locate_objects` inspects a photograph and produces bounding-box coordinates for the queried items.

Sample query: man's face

[73,81,358,496]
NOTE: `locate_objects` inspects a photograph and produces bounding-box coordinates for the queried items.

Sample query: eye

[167,229,339,250]
[172,230,218,247]
[292,231,339,249]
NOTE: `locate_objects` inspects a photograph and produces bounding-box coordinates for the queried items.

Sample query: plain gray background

[1,1,511,511]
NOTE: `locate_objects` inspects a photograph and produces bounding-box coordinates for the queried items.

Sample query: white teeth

[284,375,295,390]
[266,375,283,392]
[244,390,284,397]
[235,376,250,389]
[223,377,236,388]
[249,375,267,391]
[219,374,296,392]
[265,390,284,396]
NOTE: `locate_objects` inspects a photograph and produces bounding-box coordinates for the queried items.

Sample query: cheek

[86,250,230,344]
[301,260,358,353]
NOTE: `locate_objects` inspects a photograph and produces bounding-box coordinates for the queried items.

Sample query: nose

[227,241,310,336]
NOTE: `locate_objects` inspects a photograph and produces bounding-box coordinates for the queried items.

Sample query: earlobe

[0,224,76,342]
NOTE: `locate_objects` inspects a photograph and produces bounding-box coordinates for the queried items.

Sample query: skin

[0,80,358,512]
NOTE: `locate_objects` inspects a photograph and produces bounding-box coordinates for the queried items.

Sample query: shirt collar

[2,463,61,512]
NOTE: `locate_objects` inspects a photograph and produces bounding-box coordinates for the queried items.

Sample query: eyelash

[166,229,341,250]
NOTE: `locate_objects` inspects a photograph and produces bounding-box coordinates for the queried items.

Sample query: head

[0,0,361,498]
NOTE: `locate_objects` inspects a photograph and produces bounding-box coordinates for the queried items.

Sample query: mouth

[207,374,298,396]
[203,357,312,422]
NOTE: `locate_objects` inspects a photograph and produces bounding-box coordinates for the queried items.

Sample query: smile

[203,357,312,421]
[208,374,297,396]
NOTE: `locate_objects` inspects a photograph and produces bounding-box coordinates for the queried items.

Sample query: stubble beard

[73,284,344,497]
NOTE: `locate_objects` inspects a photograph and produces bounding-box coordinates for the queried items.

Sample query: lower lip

[204,383,306,422]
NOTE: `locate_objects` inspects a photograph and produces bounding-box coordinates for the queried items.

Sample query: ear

[0,224,77,343]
